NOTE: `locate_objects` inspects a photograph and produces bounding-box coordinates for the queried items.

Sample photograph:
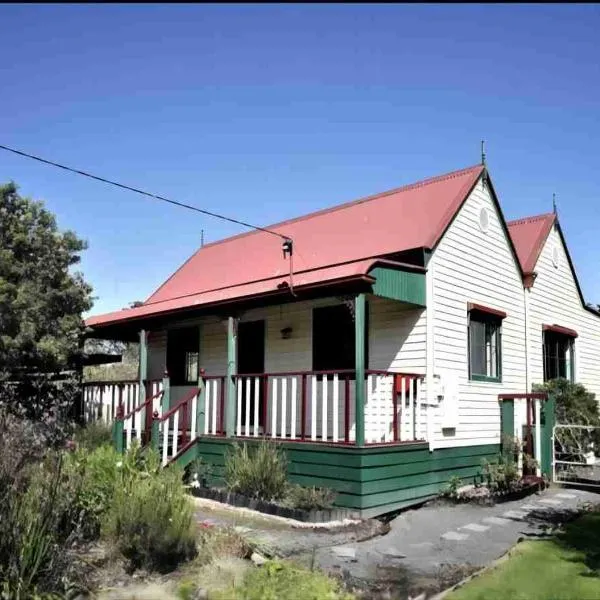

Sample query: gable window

[467,303,505,382]
[543,325,576,382]
[167,326,199,385]
[312,303,367,372]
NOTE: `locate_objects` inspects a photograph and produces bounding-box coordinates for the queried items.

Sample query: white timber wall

[527,226,600,398]
[429,176,527,448]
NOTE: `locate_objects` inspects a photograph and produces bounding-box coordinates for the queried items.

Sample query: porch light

[280,326,293,340]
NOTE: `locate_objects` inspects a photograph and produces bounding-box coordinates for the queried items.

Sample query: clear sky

[1,4,599,316]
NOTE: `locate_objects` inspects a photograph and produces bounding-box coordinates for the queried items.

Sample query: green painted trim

[541,395,556,477]
[368,267,426,307]
[139,329,148,404]
[151,416,160,452]
[500,399,514,441]
[226,317,237,437]
[355,294,366,446]
[171,443,199,470]
[113,419,124,454]
[470,374,502,383]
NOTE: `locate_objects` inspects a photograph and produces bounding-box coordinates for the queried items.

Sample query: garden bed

[448,478,547,506]
[188,486,356,523]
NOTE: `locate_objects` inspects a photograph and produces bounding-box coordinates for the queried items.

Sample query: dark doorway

[237,320,266,430]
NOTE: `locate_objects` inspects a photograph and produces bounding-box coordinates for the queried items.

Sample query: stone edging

[188,486,356,523]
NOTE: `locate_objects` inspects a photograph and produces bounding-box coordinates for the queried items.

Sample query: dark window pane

[543,331,574,382]
[469,311,501,379]
[167,326,199,385]
[312,303,366,372]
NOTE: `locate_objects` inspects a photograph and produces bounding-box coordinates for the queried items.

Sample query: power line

[0,143,290,241]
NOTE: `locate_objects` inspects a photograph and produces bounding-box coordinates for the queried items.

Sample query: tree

[0,182,93,378]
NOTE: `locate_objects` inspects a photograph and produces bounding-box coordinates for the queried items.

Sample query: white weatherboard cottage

[84,163,600,517]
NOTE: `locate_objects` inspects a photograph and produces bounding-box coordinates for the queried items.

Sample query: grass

[447,510,600,600]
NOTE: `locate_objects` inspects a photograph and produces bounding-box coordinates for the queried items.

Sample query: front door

[237,320,266,430]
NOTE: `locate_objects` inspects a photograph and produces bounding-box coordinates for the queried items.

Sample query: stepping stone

[555,493,577,499]
[538,498,562,506]
[461,523,490,532]
[410,542,434,549]
[502,510,528,521]
[379,547,407,559]
[519,504,538,511]
[234,526,253,533]
[332,546,357,560]
[483,516,512,526]
[441,531,469,541]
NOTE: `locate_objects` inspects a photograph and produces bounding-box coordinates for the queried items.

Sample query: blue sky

[1,4,599,315]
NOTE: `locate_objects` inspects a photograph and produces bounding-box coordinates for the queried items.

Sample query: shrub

[441,475,463,499]
[106,457,197,572]
[185,456,213,488]
[73,420,113,451]
[212,560,354,600]
[224,441,288,502]
[61,444,121,539]
[285,484,337,511]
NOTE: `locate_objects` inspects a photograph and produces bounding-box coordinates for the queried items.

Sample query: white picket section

[290,377,297,440]
[236,382,242,437]
[253,377,260,437]
[311,375,317,441]
[534,399,542,476]
[271,378,278,438]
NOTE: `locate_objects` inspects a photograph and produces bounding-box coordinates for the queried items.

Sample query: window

[543,329,575,382]
[312,303,367,372]
[166,326,199,385]
[468,308,503,382]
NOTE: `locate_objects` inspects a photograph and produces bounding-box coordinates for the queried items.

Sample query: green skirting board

[189,438,499,519]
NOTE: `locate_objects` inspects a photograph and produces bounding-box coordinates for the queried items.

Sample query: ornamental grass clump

[224,441,288,502]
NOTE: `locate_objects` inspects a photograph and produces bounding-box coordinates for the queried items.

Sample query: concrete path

[301,487,599,598]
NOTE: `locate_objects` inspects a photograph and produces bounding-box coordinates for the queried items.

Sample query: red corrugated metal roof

[507,213,555,274]
[86,164,484,328]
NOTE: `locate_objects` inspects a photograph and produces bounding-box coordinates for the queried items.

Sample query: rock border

[189,486,357,523]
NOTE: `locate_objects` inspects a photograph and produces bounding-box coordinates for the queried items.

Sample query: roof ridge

[507,213,555,227]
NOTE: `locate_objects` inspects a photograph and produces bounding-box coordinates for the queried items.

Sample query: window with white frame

[467,305,504,382]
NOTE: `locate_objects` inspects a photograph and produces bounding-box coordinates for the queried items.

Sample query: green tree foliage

[0,182,93,377]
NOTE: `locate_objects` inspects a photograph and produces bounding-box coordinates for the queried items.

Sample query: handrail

[234,369,356,378]
[159,387,200,422]
[122,388,163,420]
[365,369,425,378]
[84,377,163,386]
[201,374,227,380]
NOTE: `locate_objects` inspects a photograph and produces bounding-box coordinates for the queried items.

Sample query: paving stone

[519,504,538,511]
[378,547,407,559]
[441,531,469,541]
[461,523,490,532]
[537,498,562,506]
[502,510,528,520]
[555,493,577,499]
[332,546,357,559]
[234,526,253,533]
[482,516,512,526]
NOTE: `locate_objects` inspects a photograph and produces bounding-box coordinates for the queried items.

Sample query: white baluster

[253,377,260,437]
[332,374,339,443]
[271,378,278,439]
[190,392,197,441]
[415,377,422,440]
[245,378,251,436]
[400,377,406,442]
[281,378,288,439]
[311,375,317,441]
[134,407,142,441]
[172,411,179,458]
[204,383,210,435]
[236,379,242,437]
[290,376,297,439]
[125,415,132,450]
[322,375,328,441]
[162,418,169,466]
[534,399,542,476]
[365,375,377,442]
[211,380,218,435]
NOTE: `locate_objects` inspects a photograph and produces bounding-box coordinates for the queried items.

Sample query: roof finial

[552,193,557,216]
[481,140,486,166]
[201,229,205,247]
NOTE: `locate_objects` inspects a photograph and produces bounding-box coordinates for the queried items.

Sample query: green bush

[73,420,113,451]
[285,484,337,511]
[106,456,197,572]
[212,560,354,600]
[224,441,288,502]
[61,444,121,539]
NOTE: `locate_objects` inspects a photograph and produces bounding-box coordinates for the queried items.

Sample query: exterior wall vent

[478,206,489,233]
